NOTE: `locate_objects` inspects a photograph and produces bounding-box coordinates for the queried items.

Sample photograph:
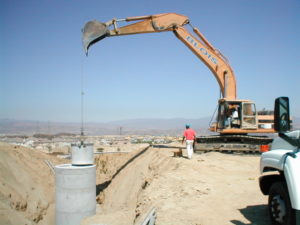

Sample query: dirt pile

[0,142,66,225]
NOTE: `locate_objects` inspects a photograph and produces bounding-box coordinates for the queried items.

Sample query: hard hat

[185,124,190,128]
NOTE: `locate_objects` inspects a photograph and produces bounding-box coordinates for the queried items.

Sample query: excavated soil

[0,142,67,225]
[84,146,271,225]
[0,142,271,225]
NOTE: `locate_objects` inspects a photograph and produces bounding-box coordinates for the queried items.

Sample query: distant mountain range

[0,118,212,136]
[1,117,299,136]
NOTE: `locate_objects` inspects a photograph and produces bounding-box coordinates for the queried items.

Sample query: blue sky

[1,0,300,123]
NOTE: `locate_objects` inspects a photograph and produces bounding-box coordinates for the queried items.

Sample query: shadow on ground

[152,144,182,149]
[231,204,270,225]
[96,145,151,195]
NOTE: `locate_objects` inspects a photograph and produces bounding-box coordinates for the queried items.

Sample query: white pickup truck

[259,97,300,225]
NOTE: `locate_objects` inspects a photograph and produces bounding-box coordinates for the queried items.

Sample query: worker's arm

[82,13,236,99]
[182,136,186,144]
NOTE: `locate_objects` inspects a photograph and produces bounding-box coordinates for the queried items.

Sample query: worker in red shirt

[182,124,196,159]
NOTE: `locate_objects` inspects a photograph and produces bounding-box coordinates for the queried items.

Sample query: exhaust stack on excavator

[82,20,108,55]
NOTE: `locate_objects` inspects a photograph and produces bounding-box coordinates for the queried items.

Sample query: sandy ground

[84,145,271,225]
[0,142,67,225]
[0,141,271,225]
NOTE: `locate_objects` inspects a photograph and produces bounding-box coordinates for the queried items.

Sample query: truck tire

[268,181,295,225]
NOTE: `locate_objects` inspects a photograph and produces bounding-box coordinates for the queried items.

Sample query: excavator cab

[214,99,258,133]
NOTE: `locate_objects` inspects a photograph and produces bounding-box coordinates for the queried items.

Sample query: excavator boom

[82,13,236,99]
[82,13,189,53]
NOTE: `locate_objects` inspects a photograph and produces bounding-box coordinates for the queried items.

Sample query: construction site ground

[0,141,271,225]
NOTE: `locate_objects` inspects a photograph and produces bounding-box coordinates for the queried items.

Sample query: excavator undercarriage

[195,134,273,153]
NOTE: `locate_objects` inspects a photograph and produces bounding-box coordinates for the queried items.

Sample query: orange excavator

[82,13,274,152]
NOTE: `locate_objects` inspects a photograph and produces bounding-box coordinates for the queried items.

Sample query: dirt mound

[0,142,66,225]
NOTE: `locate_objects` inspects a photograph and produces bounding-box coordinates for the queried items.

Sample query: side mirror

[274,97,290,133]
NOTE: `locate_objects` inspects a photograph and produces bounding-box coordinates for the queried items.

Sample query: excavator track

[195,135,273,153]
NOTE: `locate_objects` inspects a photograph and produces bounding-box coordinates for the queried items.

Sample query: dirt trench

[0,142,271,225]
[83,146,176,225]
[83,146,271,225]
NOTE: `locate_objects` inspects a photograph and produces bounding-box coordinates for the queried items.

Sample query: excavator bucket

[82,20,108,55]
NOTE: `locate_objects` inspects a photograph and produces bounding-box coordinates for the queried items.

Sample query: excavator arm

[82,13,237,99]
